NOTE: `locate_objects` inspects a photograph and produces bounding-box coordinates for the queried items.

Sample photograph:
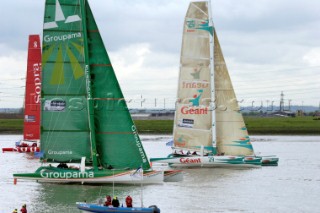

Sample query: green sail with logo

[41,0,149,169]
[13,0,170,184]
[41,0,90,163]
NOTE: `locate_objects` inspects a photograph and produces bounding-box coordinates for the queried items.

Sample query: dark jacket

[112,198,120,207]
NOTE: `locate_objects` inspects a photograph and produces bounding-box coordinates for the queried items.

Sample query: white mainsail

[173,2,214,154]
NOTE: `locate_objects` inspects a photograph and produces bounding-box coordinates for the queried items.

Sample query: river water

[0,135,319,213]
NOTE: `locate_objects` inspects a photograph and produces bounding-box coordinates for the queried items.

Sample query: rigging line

[233,73,320,83]
[235,85,320,91]
[236,87,320,95]
[235,82,320,90]
[237,96,318,101]
[230,65,320,75]
[234,71,320,79]
[232,75,320,85]
[1,78,25,81]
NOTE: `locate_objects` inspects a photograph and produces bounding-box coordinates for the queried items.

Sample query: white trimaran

[151,1,278,168]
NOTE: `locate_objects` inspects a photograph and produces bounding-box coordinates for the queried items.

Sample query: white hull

[14,170,164,185]
[151,163,184,182]
[151,156,261,168]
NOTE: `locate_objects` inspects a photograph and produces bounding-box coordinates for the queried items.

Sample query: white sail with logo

[173,2,214,155]
[173,1,254,156]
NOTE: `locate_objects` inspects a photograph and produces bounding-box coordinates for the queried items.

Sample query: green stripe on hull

[13,166,139,179]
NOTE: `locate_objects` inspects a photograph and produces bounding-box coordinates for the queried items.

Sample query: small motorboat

[76,202,160,213]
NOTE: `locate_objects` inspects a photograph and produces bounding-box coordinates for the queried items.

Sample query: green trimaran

[13,0,182,184]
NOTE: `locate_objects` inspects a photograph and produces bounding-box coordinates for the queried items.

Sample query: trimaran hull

[14,167,162,184]
[151,155,262,168]
[151,155,278,167]
[13,166,182,184]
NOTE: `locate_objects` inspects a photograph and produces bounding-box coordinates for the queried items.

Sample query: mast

[208,0,217,154]
[81,0,99,170]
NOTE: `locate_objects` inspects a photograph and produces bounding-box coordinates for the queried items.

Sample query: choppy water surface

[1,135,320,213]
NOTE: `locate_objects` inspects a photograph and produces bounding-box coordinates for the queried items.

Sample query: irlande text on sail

[182,81,209,89]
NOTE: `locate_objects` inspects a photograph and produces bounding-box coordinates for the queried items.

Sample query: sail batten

[97,132,135,135]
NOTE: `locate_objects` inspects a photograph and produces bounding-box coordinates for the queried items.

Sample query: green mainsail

[41,0,150,170]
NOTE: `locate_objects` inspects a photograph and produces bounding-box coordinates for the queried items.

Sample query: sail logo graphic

[176,135,186,147]
[186,18,213,35]
[229,136,254,151]
[180,90,208,114]
[25,115,35,122]
[181,106,208,115]
[178,118,194,128]
[189,89,203,106]
[190,66,202,79]
[44,0,81,30]
[43,0,85,85]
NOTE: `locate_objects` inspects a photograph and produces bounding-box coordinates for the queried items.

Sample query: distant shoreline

[0,117,319,135]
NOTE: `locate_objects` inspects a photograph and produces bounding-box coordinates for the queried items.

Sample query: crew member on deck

[57,163,68,169]
[104,195,112,206]
[112,196,120,207]
[125,195,133,207]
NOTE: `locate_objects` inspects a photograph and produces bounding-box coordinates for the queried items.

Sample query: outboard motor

[148,205,160,213]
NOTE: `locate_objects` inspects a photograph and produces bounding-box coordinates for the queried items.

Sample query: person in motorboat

[104,195,112,206]
[112,196,120,207]
[125,195,133,207]
[20,204,27,213]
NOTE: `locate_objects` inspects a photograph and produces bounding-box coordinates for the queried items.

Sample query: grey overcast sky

[0,0,319,109]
